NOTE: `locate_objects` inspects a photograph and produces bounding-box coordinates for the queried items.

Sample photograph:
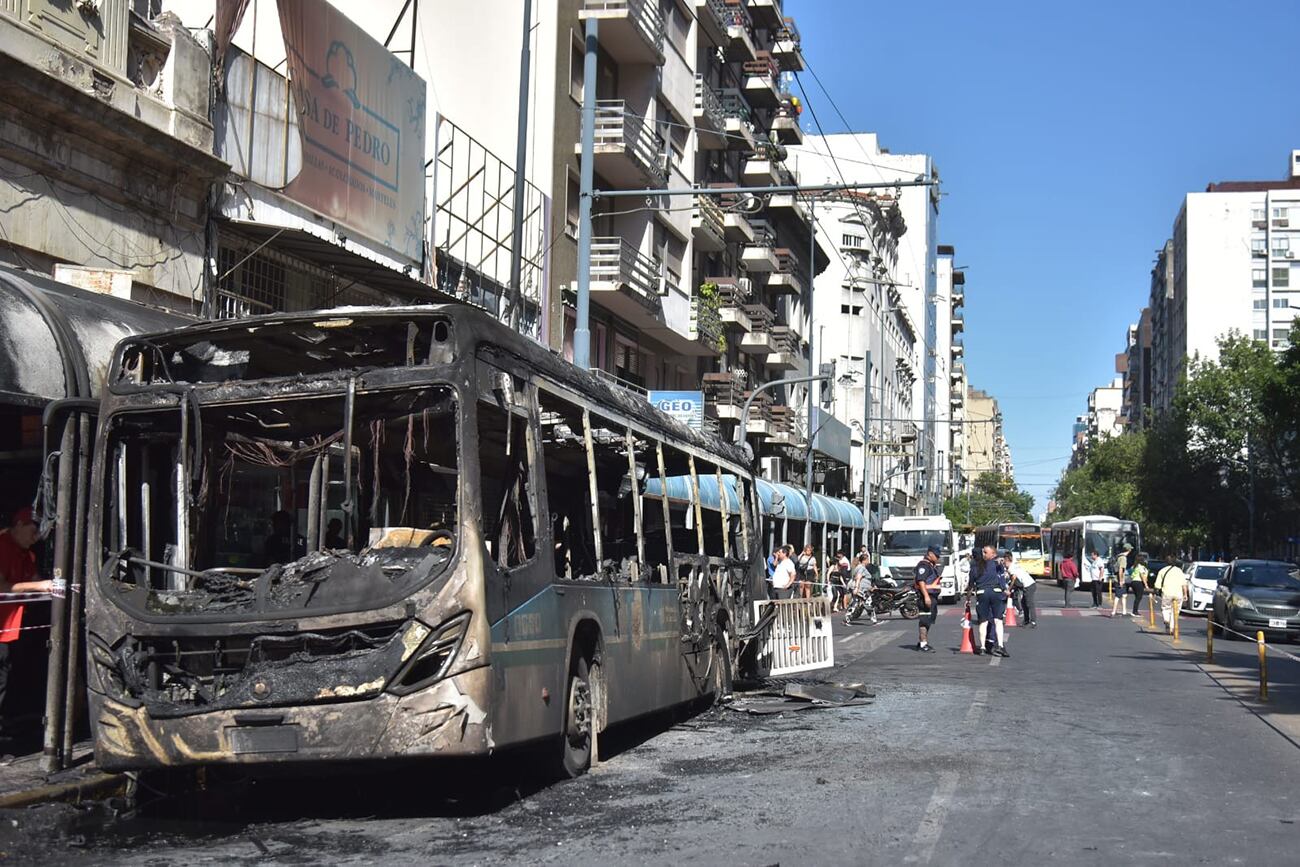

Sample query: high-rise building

[1116,308,1152,430]
[1148,149,1300,413]
[963,387,1012,483]
[1068,378,1123,469]
[794,132,941,520]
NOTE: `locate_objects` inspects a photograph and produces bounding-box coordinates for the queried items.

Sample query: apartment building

[793,132,942,519]
[1146,150,1300,413]
[963,387,1012,482]
[936,245,967,501]
[1068,378,1123,469]
[1115,307,1152,430]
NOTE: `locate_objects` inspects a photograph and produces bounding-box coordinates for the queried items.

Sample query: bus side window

[538,391,595,579]
[661,445,696,556]
[478,400,536,569]
[588,413,639,577]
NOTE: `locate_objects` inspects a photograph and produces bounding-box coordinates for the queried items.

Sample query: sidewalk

[0,742,123,809]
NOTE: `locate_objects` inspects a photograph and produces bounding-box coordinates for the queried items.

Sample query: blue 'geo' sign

[649,390,705,431]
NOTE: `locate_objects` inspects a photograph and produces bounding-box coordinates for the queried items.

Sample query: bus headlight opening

[390,612,473,695]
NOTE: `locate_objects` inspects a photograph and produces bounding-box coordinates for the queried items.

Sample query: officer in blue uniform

[913,545,943,652]
[972,544,1010,657]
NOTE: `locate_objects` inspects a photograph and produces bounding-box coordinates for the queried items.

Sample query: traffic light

[819,361,835,409]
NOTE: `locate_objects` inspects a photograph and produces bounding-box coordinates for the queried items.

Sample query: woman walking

[1129,553,1150,617]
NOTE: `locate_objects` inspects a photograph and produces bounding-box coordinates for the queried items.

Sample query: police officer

[914,545,943,653]
[972,544,1010,657]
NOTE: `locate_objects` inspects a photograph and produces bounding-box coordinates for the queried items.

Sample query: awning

[645,474,864,529]
[0,265,193,406]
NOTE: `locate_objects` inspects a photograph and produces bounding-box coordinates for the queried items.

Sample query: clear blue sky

[793,0,1300,513]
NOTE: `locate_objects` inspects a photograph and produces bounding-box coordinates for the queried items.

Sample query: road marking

[964,688,989,724]
[906,771,961,864]
[989,655,1002,667]
[838,632,860,645]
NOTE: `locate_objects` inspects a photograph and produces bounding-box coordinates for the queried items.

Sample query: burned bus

[82,306,830,775]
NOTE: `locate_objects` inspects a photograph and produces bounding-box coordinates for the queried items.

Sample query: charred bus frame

[82,306,821,774]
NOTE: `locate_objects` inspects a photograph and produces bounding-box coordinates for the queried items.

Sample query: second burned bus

[81,306,833,777]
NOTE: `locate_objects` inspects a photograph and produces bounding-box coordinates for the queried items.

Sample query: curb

[0,771,126,810]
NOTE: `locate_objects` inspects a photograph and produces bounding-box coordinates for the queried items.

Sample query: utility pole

[506,0,533,331]
[573,17,598,368]
[804,198,817,510]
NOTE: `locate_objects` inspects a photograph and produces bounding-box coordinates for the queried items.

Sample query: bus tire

[561,655,595,778]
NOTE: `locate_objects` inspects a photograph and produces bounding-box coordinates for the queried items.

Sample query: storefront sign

[276,0,427,263]
[649,391,705,430]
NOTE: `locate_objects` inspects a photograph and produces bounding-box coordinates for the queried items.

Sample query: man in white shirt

[1084,550,1106,608]
[771,545,798,599]
[1001,550,1037,627]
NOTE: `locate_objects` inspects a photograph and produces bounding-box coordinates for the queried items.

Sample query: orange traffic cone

[1006,601,1019,627]
[959,602,975,654]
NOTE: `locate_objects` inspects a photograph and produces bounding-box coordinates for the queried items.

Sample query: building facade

[963,387,1012,483]
[1146,150,1300,414]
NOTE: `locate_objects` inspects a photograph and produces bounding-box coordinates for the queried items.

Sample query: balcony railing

[743,54,781,102]
[770,325,799,356]
[214,289,275,319]
[692,193,726,251]
[591,100,667,185]
[579,0,665,65]
[694,75,725,131]
[691,286,725,353]
[714,0,758,61]
[590,237,665,307]
[743,302,775,331]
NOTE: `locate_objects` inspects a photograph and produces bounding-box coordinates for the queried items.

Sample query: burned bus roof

[109,304,753,470]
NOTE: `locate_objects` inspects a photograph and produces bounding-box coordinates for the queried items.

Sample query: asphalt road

[4,585,1300,866]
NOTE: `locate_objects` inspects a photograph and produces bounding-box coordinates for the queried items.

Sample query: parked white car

[1185,561,1228,614]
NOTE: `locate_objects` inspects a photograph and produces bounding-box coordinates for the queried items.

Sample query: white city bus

[878,515,959,602]
[1047,515,1141,585]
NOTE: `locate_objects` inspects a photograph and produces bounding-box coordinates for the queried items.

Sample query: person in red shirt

[1,507,52,739]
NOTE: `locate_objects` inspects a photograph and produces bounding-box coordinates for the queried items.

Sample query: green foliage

[1054,321,1300,556]
[943,472,1035,528]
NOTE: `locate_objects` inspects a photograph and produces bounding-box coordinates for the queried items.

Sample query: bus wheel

[561,656,594,778]
[711,629,733,704]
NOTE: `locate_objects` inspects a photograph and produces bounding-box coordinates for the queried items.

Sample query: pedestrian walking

[972,545,1010,656]
[1059,554,1080,608]
[1129,553,1151,617]
[796,544,818,600]
[1153,555,1188,633]
[846,554,879,626]
[1084,550,1106,608]
[1110,549,1132,618]
[830,550,851,611]
[1002,551,1037,627]
[771,545,798,599]
[1,507,54,744]
[913,545,943,652]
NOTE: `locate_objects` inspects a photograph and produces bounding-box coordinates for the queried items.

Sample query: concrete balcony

[749,0,786,29]
[766,405,805,448]
[741,239,779,272]
[952,339,964,357]
[742,53,782,108]
[765,325,801,371]
[579,0,665,65]
[589,236,666,327]
[772,18,804,71]
[692,194,727,252]
[694,76,728,150]
[715,0,758,62]
[952,290,964,309]
[717,89,757,152]
[951,311,965,333]
[709,187,755,242]
[710,275,754,332]
[702,371,750,422]
[771,112,803,145]
[738,303,777,354]
[767,248,804,296]
[741,155,781,186]
[576,100,666,188]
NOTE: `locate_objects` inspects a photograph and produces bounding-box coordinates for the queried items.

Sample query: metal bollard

[1148,600,1155,629]
[1206,616,1214,663]
[1172,603,1180,644]
[1107,579,1113,605]
[1257,631,1268,702]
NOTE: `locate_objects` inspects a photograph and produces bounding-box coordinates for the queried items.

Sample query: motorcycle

[843,577,920,624]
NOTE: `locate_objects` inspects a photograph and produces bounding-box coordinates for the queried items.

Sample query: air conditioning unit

[760,456,784,484]
[1286,251,1295,259]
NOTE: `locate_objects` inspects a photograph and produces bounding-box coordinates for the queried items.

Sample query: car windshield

[1233,564,1300,589]
[1192,565,1227,583]
[882,530,947,555]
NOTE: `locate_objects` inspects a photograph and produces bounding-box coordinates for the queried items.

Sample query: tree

[943,472,1034,527]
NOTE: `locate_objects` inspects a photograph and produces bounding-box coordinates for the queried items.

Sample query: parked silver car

[1210,560,1300,640]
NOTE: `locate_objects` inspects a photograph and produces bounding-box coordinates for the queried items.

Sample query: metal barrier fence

[752,597,835,676]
